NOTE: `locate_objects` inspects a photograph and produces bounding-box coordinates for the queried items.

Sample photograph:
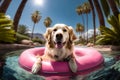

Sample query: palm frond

[0,13,16,43]
[107,15,120,35]
[97,14,120,45]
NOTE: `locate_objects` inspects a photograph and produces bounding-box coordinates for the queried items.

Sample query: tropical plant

[13,0,27,32]
[32,37,44,44]
[82,2,91,14]
[44,17,52,28]
[16,33,29,43]
[76,5,85,26]
[31,10,41,39]
[0,0,12,13]
[82,2,91,43]
[96,14,120,45]
[0,13,15,43]
[17,24,29,35]
[76,23,84,38]
[112,60,120,72]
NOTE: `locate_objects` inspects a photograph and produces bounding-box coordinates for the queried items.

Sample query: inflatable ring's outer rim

[19,58,104,76]
[18,47,104,76]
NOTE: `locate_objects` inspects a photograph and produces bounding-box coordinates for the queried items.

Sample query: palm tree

[0,0,12,13]
[76,23,84,39]
[18,25,29,35]
[93,0,105,27]
[13,0,27,33]
[31,11,41,39]
[88,0,96,45]
[82,2,91,14]
[107,0,119,18]
[76,5,85,26]
[76,5,86,42]
[44,17,52,28]
[82,2,91,44]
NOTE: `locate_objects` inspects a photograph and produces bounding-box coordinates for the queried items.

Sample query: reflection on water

[1,49,119,80]
[3,56,44,80]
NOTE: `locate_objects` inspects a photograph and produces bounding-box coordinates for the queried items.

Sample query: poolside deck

[0,44,112,51]
[0,44,34,55]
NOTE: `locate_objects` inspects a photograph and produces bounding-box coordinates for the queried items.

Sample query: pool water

[0,48,119,80]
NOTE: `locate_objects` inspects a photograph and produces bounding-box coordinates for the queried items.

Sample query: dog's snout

[54,55,59,58]
[56,33,63,40]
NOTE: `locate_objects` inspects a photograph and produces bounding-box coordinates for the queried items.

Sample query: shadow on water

[0,48,120,80]
[1,50,44,80]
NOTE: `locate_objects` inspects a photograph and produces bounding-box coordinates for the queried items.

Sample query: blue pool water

[0,48,119,80]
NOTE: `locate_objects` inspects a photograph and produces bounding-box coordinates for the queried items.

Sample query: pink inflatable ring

[19,47,104,76]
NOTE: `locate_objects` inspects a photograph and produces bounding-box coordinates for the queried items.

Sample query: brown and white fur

[32,24,77,74]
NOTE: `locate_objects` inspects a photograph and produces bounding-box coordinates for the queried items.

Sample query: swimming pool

[0,48,119,80]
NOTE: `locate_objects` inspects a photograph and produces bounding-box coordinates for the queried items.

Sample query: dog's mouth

[54,41,66,49]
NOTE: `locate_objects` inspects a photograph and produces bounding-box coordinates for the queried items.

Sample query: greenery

[0,13,15,43]
[96,14,120,45]
[76,23,84,38]
[112,60,120,72]
[31,10,41,39]
[16,33,29,43]
[32,37,45,44]
[74,37,86,45]
[44,17,52,28]
[17,24,29,36]
[76,2,91,44]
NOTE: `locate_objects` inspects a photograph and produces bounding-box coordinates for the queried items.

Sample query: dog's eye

[63,29,67,32]
[53,29,57,31]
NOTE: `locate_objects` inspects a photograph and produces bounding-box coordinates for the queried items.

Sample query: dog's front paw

[69,59,77,73]
[32,58,42,74]
[32,63,41,74]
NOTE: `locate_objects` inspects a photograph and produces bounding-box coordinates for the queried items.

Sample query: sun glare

[34,0,44,6]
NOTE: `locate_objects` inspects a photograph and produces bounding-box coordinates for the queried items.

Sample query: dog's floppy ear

[44,28,52,41]
[44,28,54,48]
[68,26,77,41]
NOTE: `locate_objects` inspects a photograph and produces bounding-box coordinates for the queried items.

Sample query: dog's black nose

[56,33,63,40]
[54,55,59,58]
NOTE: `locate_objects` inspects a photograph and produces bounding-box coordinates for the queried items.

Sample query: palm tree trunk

[13,0,27,33]
[86,14,88,44]
[31,23,35,39]
[81,14,85,41]
[0,0,12,13]
[80,32,83,42]
[93,0,105,27]
[107,0,119,18]
[81,14,85,26]
[88,0,96,45]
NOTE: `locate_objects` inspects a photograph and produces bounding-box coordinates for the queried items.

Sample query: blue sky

[6,0,100,34]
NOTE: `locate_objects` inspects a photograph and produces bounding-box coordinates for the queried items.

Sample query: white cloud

[27,30,32,33]
[6,15,11,19]
[83,28,100,39]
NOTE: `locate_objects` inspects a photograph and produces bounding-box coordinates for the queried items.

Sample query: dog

[32,24,77,74]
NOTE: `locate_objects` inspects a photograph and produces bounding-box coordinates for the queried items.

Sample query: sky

[5,0,101,35]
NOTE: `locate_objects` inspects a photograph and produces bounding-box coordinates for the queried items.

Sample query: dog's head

[44,24,77,49]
